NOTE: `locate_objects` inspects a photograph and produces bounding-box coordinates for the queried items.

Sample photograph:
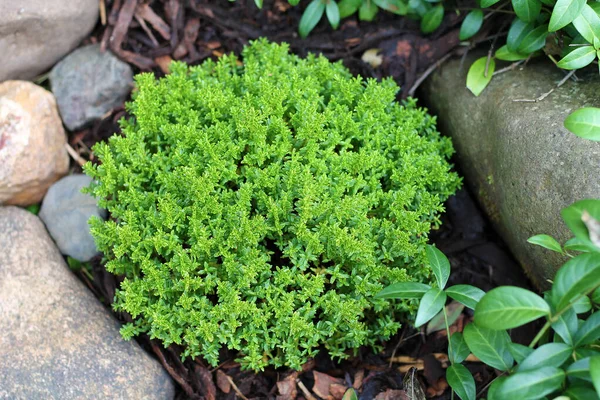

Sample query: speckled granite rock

[0,81,69,206]
[0,206,175,399]
[421,54,600,289]
[0,0,98,81]
[39,174,106,262]
[50,44,133,131]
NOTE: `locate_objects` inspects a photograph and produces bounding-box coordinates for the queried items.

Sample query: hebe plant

[84,39,460,371]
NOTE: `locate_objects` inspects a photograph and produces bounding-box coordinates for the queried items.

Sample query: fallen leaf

[353,369,365,390]
[362,49,383,68]
[276,372,298,400]
[216,370,231,394]
[426,301,465,335]
[155,55,173,74]
[313,371,344,399]
[425,377,448,397]
[330,383,349,399]
[374,389,410,400]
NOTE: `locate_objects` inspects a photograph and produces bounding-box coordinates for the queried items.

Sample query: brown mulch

[65,1,530,399]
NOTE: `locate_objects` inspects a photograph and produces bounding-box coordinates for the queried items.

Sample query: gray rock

[421,54,600,289]
[39,174,106,262]
[50,44,133,131]
[0,206,175,399]
[0,0,98,81]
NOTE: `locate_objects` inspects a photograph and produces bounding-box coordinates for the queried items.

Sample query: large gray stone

[50,44,133,131]
[39,174,106,262]
[421,55,600,289]
[0,0,98,81]
[0,206,175,399]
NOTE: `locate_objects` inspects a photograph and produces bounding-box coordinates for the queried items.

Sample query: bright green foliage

[84,39,460,371]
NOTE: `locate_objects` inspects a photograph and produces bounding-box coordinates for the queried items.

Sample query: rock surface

[421,55,600,289]
[50,44,133,131]
[0,206,175,399]
[0,0,98,81]
[39,174,106,262]
[0,81,69,206]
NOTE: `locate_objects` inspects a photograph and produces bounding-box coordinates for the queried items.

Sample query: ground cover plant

[84,39,461,371]
[378,200,600,400]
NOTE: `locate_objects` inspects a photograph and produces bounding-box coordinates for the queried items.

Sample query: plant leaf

[508,342,534,363]
[486,376,508,400]
[573,295,592,314]
[426,244,450,289]
[450,332,471,364]
[574,311,600,346]
[507,19,535,52]
[567,357,592,381]
[326,0,341,29]
[557,45,596,69]
[254,0,264,8]
[517,24,549,54]
[375,282,432,299]
[593,287,600,304]
[512,0,542,22]
[551,252,600,310]
[527,234,563,253]
[447,364,476,400]
[474,286,550,330]
[481,0,501,7]
[338,0,362,18]
[427,301,464,335]
[551,307,578,345]
[415,288,447,327]
[463,324,514,371]
[446,284,486,310]
[299,0,326,38]
[495,367,565,398]
[495,44,530,61]
[561,199,600,245]
[421,5,444,33]
[563,385,599,400]
[549,0,586,31]
[564,237,597,253]
[460,9,484,40]
[572,4,600,45]
[374,0,408,15]
[591,356,600,397]
[342,387,359,400]
[564,108,600,141]
[517,343,573,372]
[359,0,379,20]
[466,57,495,96]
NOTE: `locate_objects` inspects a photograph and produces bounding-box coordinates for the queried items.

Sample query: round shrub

[84,39,461,371]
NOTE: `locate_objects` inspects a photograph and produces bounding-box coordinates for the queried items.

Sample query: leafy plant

[377,199,600,399]
[84,39,461,371]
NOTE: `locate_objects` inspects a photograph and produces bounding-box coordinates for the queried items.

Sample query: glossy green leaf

[508,342,534,363]
[517,24,549,54]
[573,295,592,314]
[512,0,542,22]
[421,5,444,33]
[487,376,508,400]
[564,237,597,253]
[593,287,600,304]
[574,311,600,346]
[561,199,600,244]
[450,332,471,364]
[342,387,359,400]
[289,0,301,5]
[326,0,340,29]
[299,0,326,38]
[463,324,513,371]
[466,57,495,96]
[551,252,600,310]
[549,0,586,31]
[427,301,464,334]
[572,5,600,45]
[564,108,600,141]
[474,286,550,330]
[557,46,596,69]
[460,9,484,40]
[447,364,476,400]
[495,367,565,399]
[254,0,264,8]
[551,307,578,345]
[426,244,450,289]
[415,288,447,327]
[591,356,600,397]
[495,45,530,61]
[575,348,600,360]
[374,0,408,15]
[446,284,486,310]
[563,385,599,400]
[359,0,379,20]
[481,0,502,7]
[567,357,592,381]
[517,343,572,372]
[375,282,432,299]
[338,0,362,18]
[507,19,535,52]
[527,234,563,253]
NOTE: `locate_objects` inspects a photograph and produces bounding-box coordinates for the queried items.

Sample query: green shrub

[84,39,460,371]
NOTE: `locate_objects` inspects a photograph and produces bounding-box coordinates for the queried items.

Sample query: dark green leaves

[299,0,325,38]
[551,252,600,310]
[517,24,549,53]
[449,332,471,364]
[591,356,600,396]
[463,324,514,371]
[466,57,495,96]
[495,367,566,399]
[421,5,444,33]
[557,46,596,69]
[551,307,578,345]
[460,10,484,41]
[326,0,341,29]
[512,0,542,22]
[474,286,550,329]
[447,364,476,400]
[507,19,534,52]
[338,0,362,18]
[415,288,447,327]
[549,0,586,31]
[509,342,534,363]
[446,284,485,310]
[517,343,573,371]
[359,0,379,20]
[572,5,600,45]
[375,282,432,299]
[573,311,600,346]
[426,244,450,289]
[528,234,563,253]
[495,45,530,61]
[564,108,600,141]
[374,0,408,15]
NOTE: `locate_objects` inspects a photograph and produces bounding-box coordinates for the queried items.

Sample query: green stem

[443,305,454,363]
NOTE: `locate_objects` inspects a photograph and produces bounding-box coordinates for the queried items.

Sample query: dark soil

[66,1,532,399]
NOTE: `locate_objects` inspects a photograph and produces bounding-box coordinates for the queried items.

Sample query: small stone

[50,44,133,131]
[0,206,175,399]
[0,81,69,206]
[39,174,106,262]
[0,0,98,81]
